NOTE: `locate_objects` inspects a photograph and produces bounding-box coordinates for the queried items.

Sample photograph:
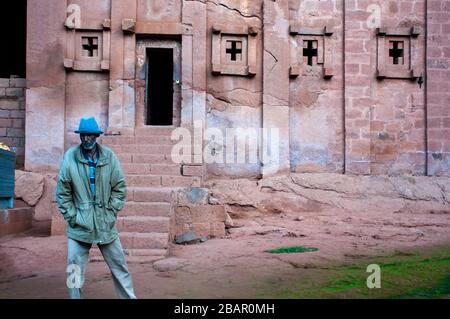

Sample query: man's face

[80,134,99,150]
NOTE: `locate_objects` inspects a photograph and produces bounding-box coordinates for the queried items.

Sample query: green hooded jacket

[56,144,127,245]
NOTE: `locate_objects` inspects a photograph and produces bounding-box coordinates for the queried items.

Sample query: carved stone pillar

[262,0,291,176]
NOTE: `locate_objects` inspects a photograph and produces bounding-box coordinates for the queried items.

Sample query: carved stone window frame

[64,19,111,72]
[289,23,334,79]
[221,36,248,67]
[376,27,421,79]
[211,24,258,77]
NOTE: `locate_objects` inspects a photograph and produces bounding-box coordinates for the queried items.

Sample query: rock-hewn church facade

[0,0,449,259]
[1,0,449,177]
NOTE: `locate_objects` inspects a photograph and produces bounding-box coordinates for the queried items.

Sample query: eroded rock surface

[206,173,450,218]
[14,170,45,206]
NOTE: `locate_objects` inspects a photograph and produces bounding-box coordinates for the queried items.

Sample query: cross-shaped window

[226,40,242,62]
[389,41,404,65]
[303,40,318,66]
[82,37,99,57]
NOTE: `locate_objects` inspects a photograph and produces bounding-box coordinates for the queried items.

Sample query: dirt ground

[1,207,449,299]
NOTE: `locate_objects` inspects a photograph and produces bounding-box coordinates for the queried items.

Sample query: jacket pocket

[105,207,117,230]
[74,207,94,232]
[68,214,77,228]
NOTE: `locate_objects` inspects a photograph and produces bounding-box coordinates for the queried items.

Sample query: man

[56,116,136,299]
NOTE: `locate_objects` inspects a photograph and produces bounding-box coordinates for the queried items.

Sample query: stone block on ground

[174,231,198,245]
[153,257,188,272]
[14,170,45,206]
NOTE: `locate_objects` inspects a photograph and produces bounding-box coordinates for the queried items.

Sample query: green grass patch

[265,246,319,254]
[393,275,450,299]
[256,245,450,299]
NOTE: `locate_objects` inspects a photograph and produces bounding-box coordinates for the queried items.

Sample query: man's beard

[82,141,97,150]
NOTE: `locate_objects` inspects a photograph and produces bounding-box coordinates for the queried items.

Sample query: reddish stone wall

[26,0,66,173]
[0,207,33,237]
[344,0,426,175]
[0,77,26,168]
[427,0,450,176]
[64,0,111,148]
[289,1,345,173]
[136,0,182,23]
[172,188,226,241]
[22,0,450,177]
[205,0,263,178]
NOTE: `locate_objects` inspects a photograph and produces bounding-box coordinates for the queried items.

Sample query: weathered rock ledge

[205,173,450,217]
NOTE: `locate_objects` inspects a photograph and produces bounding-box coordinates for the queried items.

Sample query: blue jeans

[67,237,137,299]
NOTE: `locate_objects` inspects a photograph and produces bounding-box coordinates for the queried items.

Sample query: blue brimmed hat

[74,117,104,135]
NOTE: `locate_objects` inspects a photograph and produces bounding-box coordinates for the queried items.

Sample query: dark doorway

[146,48,174,126]
[0,0,27,78]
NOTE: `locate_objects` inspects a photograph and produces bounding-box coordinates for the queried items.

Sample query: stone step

[113,152,190,166]
[116,153,133,163]
[119,232,169,249]
[90,253,166,264]
[128,187,176,203]
[122,163,151,175]
[135,126,176,136]
[132,154,171,164]
[122,164,182,176]
[100,136,136,145]
[117,216,169,233]
[121,202,172,217]
[150,164,182,176]
[141,145,175,155]
[126,175,161,187]
[135,136,177,145]
[126,175,201,187]
[161,175,202,187]
[90,247,167,264]
[108,144,175,155]
[101,135,176,145]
